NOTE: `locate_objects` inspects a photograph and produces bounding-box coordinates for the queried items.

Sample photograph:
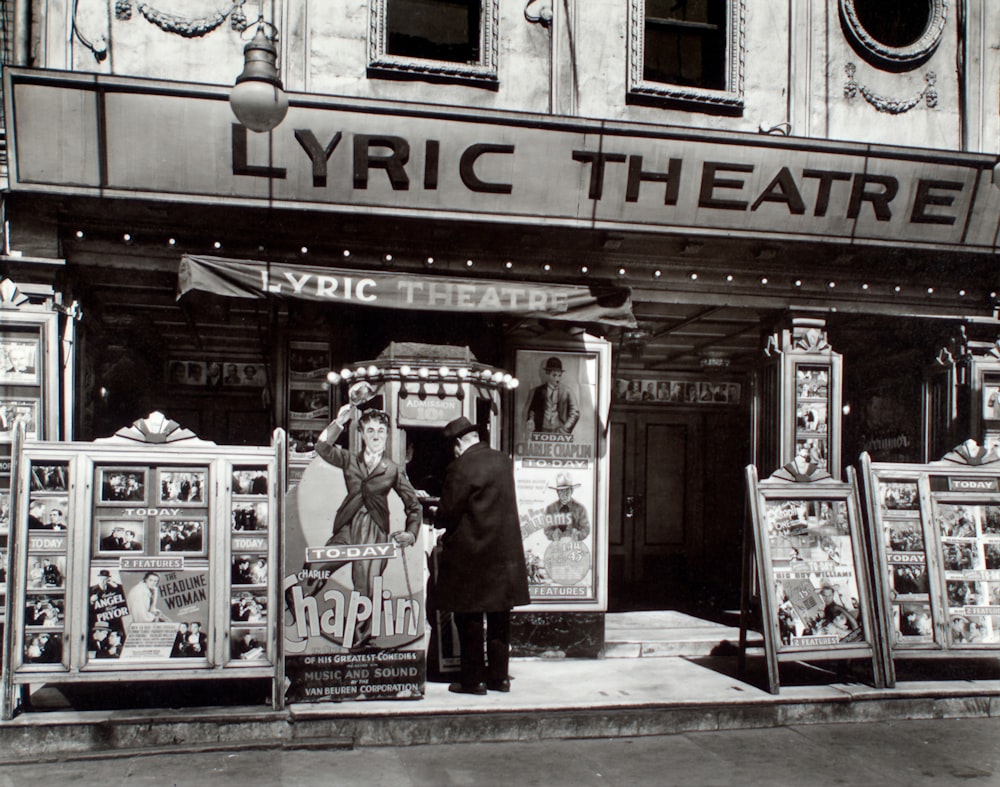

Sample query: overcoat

[434,441,530,612]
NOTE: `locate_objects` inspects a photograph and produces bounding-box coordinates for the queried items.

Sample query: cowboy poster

[282,446,426,703]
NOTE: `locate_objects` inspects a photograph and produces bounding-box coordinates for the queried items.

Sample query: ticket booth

[281,342,517,701]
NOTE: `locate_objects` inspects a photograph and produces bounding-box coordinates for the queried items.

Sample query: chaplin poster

[513,348,601,606]
[283,452,426,703]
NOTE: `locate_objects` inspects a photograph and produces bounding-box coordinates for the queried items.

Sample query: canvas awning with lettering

[177,255,637,328]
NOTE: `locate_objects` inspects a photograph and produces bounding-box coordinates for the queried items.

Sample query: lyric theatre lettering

[234,126,966,227]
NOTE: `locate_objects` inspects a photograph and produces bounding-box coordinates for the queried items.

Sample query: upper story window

[839,0,946,71]
[628,0,745,111]
[369,0,499,84]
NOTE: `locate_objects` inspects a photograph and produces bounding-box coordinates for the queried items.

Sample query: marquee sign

[6,68,1000,253]
[178,255,638,327]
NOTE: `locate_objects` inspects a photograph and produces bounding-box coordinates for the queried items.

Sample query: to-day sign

[6,68,1000,252]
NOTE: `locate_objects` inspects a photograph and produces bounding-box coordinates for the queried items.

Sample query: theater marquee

[6,68,1000,253]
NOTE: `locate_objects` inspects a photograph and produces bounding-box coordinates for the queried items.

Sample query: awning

[178,255,637,328]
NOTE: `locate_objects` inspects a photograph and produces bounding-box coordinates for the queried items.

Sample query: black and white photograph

[96,519,144,553]
[0,334,40,384]
[0,398,39,442]
[232,467,269,495]
[232,501,268,532]
[158,519,205,553]
[158,469,206,504]
[881,481,920,511]
[29,463,68,492]
[27,496,69,530]
[98,468,146,503]
[9,3,1000,772]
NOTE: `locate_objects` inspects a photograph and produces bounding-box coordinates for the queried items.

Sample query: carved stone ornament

[99,411,214,445]
[941,439,1000,466]
[115,1,249,36]
[844,63,937,114]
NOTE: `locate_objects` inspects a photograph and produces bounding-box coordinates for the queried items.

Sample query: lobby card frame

[743,464,888,694]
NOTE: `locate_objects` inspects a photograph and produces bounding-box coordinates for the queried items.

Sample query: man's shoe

[448,681,487,696]
[486,679,510,692]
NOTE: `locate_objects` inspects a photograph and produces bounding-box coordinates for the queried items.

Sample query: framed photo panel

[98,468,147,504]
[157,469,206,505]
[744,464,884,693]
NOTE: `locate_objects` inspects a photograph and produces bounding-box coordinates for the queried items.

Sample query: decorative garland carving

[114,2,249,36]
[844,63,937,114]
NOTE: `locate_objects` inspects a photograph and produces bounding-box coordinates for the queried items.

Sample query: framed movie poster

[512,334,611,611]
[744,464,885,693]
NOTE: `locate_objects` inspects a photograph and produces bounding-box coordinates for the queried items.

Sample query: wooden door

[609,412,703,611]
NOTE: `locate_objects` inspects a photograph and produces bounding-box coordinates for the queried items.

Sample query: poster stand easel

[860,441,1000,686]
[741,461,887,694]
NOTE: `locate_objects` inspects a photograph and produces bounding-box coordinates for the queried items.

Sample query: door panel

[610,412,702,611]
[644,423,686,545]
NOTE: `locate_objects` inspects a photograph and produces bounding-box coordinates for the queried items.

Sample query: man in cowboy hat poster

[433,416,530,695]
[524,355,580,435]
[543,472,590,542]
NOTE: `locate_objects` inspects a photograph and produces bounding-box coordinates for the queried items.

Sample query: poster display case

[511,333,611,611]
[1,413,284,719]
[287,341,332,458]
[755,315,843,480]
[0,307,64,632]
[743,463,885,693]
[860,444,1000,685]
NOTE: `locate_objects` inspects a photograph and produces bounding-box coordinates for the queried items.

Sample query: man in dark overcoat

[435,416,530,694]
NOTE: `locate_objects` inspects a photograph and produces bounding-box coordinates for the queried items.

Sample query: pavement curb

[1,687,998,764]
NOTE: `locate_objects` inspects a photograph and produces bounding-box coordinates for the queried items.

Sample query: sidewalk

[2,649,999,764]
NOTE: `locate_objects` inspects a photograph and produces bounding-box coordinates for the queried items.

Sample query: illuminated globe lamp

[230,21,289,133]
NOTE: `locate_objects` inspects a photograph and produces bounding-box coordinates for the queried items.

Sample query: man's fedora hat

[443,416,479,441]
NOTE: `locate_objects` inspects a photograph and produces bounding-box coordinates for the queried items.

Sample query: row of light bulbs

[327,364,519,390]
[73,228,990,296]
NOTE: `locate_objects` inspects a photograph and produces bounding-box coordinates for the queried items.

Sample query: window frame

[368,0,499,85]
[627,0,745,111]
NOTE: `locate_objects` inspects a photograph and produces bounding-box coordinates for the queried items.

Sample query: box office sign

[513,347,602,607]
[397,394,463,427]
[7,68,1000,254]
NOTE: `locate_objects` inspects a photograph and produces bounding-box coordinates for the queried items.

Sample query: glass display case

[1,413,284,719]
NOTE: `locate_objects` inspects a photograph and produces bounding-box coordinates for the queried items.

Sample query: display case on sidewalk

[1,413,285,719]
[860,444,1000,685]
